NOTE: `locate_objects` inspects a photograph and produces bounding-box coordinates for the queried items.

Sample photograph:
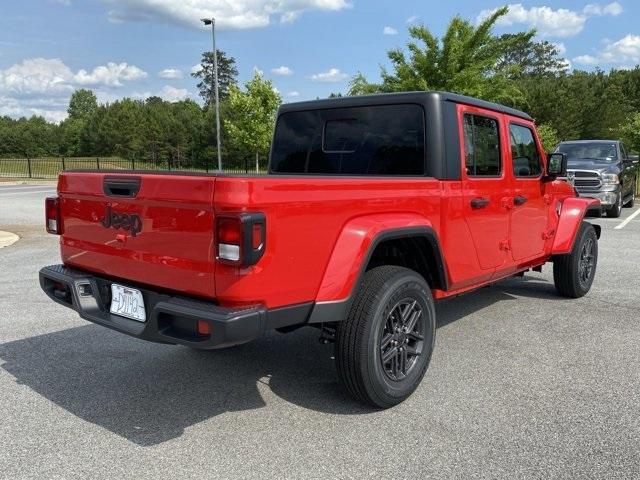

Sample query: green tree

[224,72,281,171]
[67,89,98,119]
[348,7,534,104]
[60,90,98,156]
[496,35,568,77]
[192,50,239,104]
[619,113,640,153]
[536,123,560,152]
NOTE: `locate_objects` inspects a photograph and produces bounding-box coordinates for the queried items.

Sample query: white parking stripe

[0,189,56,197]
[614,207,640,230]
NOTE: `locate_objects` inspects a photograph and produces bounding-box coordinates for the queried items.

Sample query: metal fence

[0,157,267,179]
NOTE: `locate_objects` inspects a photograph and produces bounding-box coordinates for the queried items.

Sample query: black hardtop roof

[277,91,533,121]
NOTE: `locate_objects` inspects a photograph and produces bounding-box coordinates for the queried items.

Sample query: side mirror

[547,152,568,178]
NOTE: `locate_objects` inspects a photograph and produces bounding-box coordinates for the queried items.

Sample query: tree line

[0,51,280,169]
[1,6,639,164]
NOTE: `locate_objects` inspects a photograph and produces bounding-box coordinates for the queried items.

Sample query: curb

[0,231,20,249]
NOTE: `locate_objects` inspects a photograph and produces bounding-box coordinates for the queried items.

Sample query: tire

[335,266,436,408]
[624,181,636,208]
[607,191,622,218]
[553,222,598,298]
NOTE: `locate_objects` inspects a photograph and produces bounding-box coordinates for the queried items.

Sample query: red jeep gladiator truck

[40,92,600,408]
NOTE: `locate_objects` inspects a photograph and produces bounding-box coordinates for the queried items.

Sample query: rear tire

[335,266,436,408]
[553,222,598,298]
[607,191,622,218]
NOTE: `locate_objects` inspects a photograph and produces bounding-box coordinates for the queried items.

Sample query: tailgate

[58,172,216,299]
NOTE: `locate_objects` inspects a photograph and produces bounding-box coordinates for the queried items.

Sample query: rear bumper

[39,264,312,349]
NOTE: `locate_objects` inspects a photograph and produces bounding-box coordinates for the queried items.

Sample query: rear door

[507,121,548,261]
[459,106,511,274]
[58,172,216,299]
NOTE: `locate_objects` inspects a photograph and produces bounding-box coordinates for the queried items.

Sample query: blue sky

[1,0,639,122]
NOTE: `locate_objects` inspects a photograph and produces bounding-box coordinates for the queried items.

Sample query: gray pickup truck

[556,140,638,218]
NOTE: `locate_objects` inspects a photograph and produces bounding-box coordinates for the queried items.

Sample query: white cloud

[406,15,419,24]
[0,58,75,96]
[553,42,567,55]
[159,68,182,79]
[310,68,349,82]
[583,2,623,16]
[573,54,600,65]
[158,85,189,101]
[573,34,640,66]
[190,63,203,75]
[0,57,148,122]
[383,26,398,36]
[271,65,294,76]
[102,0,351,30]
[74,62,147,86]
[0,94,69,123]
[287,91,300,97]
[478,3,623,39]
[477,4,586,37]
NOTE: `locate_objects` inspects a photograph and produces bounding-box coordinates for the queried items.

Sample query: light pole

[201,17,222,172]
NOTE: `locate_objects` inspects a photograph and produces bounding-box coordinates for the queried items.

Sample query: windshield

[556,143,618,161]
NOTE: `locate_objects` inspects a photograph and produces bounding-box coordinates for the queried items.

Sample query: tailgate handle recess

[103,177,141,197]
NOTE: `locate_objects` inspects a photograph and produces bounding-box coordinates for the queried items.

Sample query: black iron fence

[0,157,267,179]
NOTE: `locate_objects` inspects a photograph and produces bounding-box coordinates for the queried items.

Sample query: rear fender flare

[308,213,447,323]
[552,197,601,255]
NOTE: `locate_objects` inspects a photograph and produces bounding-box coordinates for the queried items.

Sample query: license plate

[110,284,146,322]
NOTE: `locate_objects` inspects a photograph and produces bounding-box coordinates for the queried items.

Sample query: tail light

[45,196,62,234]
[215,213,266,267]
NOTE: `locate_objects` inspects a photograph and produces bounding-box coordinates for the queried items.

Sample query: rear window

[270,104,425,175]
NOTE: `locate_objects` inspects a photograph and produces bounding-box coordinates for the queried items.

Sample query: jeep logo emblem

[101,205,142,237]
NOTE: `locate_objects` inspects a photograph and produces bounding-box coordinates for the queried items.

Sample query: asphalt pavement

[1,183,639,479]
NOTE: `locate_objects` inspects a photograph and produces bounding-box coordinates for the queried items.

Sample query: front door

[460,107,511,272]
[508,122,548,261]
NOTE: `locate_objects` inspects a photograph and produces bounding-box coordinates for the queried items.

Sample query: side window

[463,114,501,176]
[620,143,627,159]
[509,124,542,177]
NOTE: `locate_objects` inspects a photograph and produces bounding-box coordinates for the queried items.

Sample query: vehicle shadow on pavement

[0,275,560,447]
[0,323,364,446]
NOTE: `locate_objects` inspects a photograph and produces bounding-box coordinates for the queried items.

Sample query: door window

[509,124,542,177]
[463,114,501,176]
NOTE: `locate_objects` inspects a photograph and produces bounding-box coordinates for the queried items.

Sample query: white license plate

[110,284,147,322]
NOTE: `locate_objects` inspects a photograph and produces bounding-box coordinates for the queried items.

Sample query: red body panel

[212,177,444,307]
[315,213,434,302]
[55,106,592,311]
[552,197,600,254]
[58,172,216,299]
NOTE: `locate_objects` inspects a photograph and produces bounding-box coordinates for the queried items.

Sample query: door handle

[470,197,490,209]
[514,195,527,206]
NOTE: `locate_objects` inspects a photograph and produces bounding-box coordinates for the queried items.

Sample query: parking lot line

[614,207,640,230]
